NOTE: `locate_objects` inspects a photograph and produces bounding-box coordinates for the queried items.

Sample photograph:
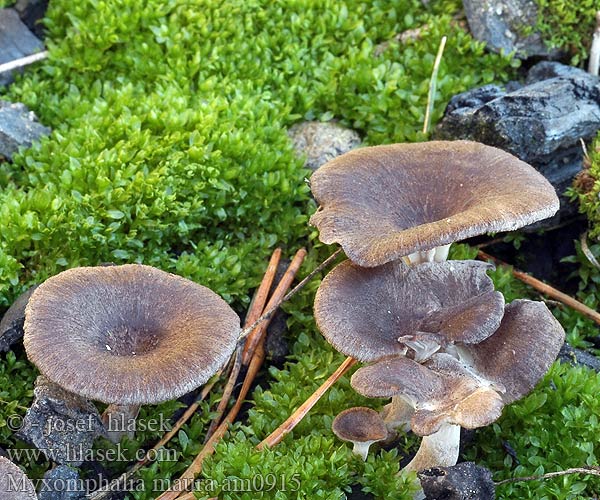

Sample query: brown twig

[257,356,357,450]
[477,250,600,325]
[204,249,282,439]
[237,248,343,344]
[495,466,600,486]
[157,250,308,499]
[242,248,307,364]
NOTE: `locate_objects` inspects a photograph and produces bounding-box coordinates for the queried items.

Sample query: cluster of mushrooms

[0,139,569,497]
[309,141,566,473]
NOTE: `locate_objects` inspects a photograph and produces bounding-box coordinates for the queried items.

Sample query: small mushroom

[351,354,504,473]
[331,407,388,460]
[24,264,241,442]
[314,259,504,363]
[0,456,37,499]
[310,140,559,267]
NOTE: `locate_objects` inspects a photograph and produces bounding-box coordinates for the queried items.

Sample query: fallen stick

[257,356,357,450]
[422,35,447,135]
[157,250,308,499]
[477,250,600,325]
[241,248,307,364]
[0,51,48,74]
[204,248,282,439]
[495,466,600,486]
[236,248,343,344]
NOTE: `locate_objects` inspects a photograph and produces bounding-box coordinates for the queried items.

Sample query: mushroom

[310,140,559,267]
[453,299,565,405]
[0,457,37,499]
[331,407,388,460]
[349,299,564,473]
[314,259,504,363]
[351,354,503,473]
[24,264,241,442]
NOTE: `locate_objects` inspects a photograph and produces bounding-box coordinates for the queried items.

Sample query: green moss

[467,362,600,498]
[534,0,598,65]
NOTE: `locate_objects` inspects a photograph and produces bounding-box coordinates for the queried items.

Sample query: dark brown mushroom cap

[351,354,504,436]
[310,140,559,267]
[459,299,565,404]
[314,259,504,362]
[0,457,37,499]
[24,264,241,405]
[332,407,388,443]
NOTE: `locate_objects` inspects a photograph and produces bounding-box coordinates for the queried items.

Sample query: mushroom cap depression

[0,457,37,499]
[332,407,388,444]
[310,140,559,267]
[351,354,504,436]
[314,259,504,362]
[24,264,241,405]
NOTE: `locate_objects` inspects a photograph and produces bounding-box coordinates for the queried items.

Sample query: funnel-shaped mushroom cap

[351,354,504,436]
[310,140,559,267]
[24,265,241,405]
[314,259,504,362]
[459,299,565,404]
[0,457,37,499]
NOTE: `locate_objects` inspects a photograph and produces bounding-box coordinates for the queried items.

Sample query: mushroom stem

[353,440,377,461]
[403,423,460,474]
[380,395,414,433]
[406,244,451,265]
[102,404,141,443]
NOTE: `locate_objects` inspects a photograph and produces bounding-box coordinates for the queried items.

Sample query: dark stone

[17,376,106,466]
[558,342,600,372]
[0,285,37,351]
[419,462,496,500]
[436,63,600,228]
[462,0,556,59]
[39,465,85,500]
[0,100,50,160]
[525,61,590,85]
[14,0,49,39]
[0,8,44,86]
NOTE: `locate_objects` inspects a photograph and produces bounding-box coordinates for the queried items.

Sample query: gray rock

[436,63,600,227]
[0,100,50,161]
[525,61,590,85]
[17,376,106,466]
[288,121,361,171]
[14,0,48,39]
[39,465,85,500]
[0,8,44,86]
[463,0,555,59]
[559,343,600,372]
[0,285,37,352]
[419,462,496,500]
